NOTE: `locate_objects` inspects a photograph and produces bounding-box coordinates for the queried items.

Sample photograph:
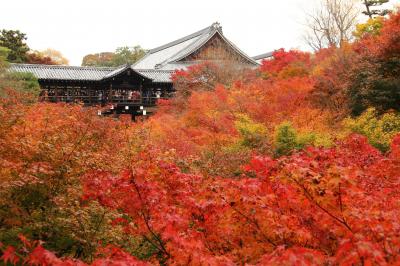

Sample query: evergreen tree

[0,30,29,63]
[274,122,298,157]
[361,0,391,18]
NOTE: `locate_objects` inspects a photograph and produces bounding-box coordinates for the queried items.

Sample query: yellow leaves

[343,108,400,151]
[353,17,385,39]
[234,114,269,150]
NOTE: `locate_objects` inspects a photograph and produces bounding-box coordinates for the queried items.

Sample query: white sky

[1,0,398,65]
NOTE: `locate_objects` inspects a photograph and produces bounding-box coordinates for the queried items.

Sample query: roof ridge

[136,69,174,72]
[149,24,213,54]
[10,63,118,71]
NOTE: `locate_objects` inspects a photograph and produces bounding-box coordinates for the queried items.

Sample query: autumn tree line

[0,1,400,265]
[0,29,146,67]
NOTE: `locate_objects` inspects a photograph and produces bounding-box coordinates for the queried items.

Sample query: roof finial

[212,22,222,32]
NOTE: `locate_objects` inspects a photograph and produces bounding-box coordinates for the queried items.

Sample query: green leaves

[273,122,320,157]
[0,30,29,63]
[274,122,297,156]
[343,107,400,151]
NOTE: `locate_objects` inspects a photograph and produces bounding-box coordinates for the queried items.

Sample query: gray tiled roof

[10,64,113,81]
[149,25,213,54]
[136,69,174,83]
[132,36,203,70]
[252,51,275,63]
[132,22,259,70]
[9,64,173,83]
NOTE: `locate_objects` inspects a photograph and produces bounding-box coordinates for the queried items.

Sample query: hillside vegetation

[0,12,400,266]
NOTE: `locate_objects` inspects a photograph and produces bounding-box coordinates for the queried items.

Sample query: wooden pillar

[55,85,58,103]
[139,82,143,105]
[109,83,112,105]
[89,86,93,106]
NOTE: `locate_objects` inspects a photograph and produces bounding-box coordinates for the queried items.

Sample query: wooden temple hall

[10,22,274,118]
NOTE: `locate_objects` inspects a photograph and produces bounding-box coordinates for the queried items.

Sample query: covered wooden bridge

[10,63,174,118]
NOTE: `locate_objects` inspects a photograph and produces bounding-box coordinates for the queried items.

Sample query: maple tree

[85,133,400,264]
[0,90,145,260]
[348,12,400,115]
[310,44,356,120]
[26,50,59,65]
[4,133,399,265]
[39,48,69,65]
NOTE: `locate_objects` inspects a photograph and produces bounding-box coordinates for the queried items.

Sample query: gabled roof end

[252,51,276,61]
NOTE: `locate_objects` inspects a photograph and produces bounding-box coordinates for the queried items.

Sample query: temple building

[10,22,274,118]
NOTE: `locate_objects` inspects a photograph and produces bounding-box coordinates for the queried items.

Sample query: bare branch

[304,0,359,51]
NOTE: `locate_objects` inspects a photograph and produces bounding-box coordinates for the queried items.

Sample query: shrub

[274,122,298,156]
[343,107,400,152]
[274,122,332,157]
[234,114,268,149]
[0,46,40,101]
[1,72,40,98]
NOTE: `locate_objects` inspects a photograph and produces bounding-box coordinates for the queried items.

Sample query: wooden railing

[40,96,170,105]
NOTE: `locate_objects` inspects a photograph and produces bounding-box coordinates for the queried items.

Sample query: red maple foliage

[260,49,312,79]
[4,134,393,265]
